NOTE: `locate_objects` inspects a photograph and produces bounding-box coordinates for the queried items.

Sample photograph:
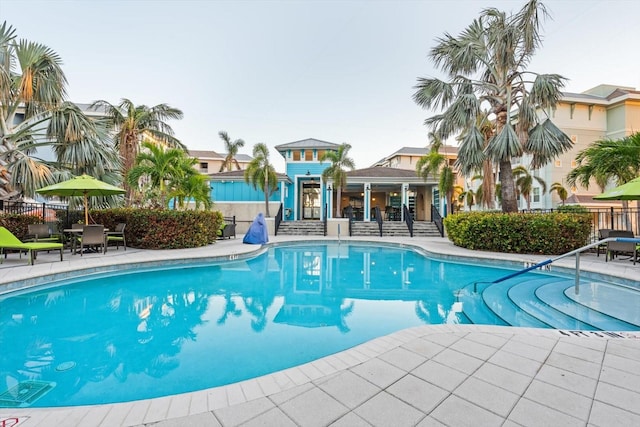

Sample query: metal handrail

[374,206,383,237]
[344,205,353,236]
[323,204,328,236]
[490,237,640,289]
[403,204,413,237]
[274,203,283,236]
[431,204,444,237]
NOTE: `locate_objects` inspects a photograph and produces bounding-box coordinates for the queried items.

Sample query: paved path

[1,236,639,426]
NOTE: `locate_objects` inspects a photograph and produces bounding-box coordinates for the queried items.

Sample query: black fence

[521,207,639,242]
[0,200,81,229]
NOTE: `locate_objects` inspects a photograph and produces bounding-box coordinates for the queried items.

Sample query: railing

[323,203,328,236]
[521,207,640,242]
[475,237,640,292]
[403,204,413,237]
[0,200,75,228]
[344,205,353,236]
[274,203,283,236]
[374,206,383,237]
[431,204,444,237]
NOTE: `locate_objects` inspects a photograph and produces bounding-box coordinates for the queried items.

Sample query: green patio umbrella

[593,177,640,201]
[36,174,125,224]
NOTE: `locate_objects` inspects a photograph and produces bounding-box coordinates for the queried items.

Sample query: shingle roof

[189,150,223,159]
[274,138,341,151]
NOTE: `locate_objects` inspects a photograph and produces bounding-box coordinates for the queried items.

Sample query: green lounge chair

[0,226,64,265]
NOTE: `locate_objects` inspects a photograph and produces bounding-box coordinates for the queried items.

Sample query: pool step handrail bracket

[490,237,640,289]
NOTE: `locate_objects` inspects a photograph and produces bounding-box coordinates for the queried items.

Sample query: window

[293,151,301,161]
[570,135,578,144]
[317,150,325,160]
[199,162,208,172]
[533,188,540,203]
[305,150,313,161]
[571,160,577,168]
[555,160,562,167]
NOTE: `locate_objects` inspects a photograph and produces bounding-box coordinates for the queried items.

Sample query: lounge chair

[105,223,126,251]
[596,228,612,257]
[75,225,106,256]
[606,230,637,265]
[0,226,64,265]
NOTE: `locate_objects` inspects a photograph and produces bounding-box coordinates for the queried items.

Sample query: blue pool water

[0,242,638,408]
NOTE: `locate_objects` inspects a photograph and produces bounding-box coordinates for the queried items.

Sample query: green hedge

[444,212,592,255]
[0,214,45,240]
[91,208,223,249]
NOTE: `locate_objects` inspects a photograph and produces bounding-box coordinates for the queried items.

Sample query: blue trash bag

[243,212,269,244]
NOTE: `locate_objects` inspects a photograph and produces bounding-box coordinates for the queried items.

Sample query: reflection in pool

[0,242,636,407]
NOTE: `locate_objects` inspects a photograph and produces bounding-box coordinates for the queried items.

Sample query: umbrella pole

[84,192,89,225]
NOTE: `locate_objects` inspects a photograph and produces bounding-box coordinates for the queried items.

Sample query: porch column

[364,183,371,221]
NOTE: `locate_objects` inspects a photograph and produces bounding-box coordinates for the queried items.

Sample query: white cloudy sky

[3,0,639,171]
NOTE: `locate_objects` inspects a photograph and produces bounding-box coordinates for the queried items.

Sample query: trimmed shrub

[556,204,589,213]
[91,208,223,249]
[444,211,592,255]
[0,214,43,240]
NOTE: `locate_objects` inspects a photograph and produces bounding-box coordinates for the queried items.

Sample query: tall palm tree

[91,98,184,204]
[416,133,456,215]
[512,165,547,210]
[0,22,119,198]
[320,143,355,218]
[413,0,572,213]
[550,182,568,205]
[218,131,245,172]
[244,143,278,217]
[126,140,188,208]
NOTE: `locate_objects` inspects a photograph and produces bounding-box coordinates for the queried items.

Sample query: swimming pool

[0,241,638,408]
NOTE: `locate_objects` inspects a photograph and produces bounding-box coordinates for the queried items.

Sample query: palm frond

[485,124,523,162]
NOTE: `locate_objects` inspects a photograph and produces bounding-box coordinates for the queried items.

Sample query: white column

[364,183,371,221]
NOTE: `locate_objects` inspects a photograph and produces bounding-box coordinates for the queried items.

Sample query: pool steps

[460,275,640,331]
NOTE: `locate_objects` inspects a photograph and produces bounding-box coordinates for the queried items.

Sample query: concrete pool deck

[1,236,639,426]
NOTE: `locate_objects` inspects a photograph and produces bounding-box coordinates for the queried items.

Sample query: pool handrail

[490,237,640,286]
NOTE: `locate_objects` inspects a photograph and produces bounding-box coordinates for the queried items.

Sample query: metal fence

[0,200,79,229]
[521,207,640,242]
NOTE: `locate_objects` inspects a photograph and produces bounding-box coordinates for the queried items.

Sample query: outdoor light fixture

[306,170,311,176]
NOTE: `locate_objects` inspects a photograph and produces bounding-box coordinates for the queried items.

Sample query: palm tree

[0,22,120,198]
[550,182,568,205]
[416,133,456,215]
[91,98,184,204]
[244,143,278,217]
[567,133,640,192]
[218,131,245,172]
[457,187,476,211]
[170,172,212,211]
[413,0,573,213]
[126,140,189,208]
[320,143,355,218]
[512,166,547,210]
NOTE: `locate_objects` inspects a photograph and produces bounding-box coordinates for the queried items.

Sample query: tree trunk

[336,187,342,218]
[482,160,495,209]
[499,160,518,213]
[263,172,271,217]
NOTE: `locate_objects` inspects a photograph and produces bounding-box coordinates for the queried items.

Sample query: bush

[91,208,224,249]
[556,204,589,213]
[444,211,592,255]
[0,214,43,240]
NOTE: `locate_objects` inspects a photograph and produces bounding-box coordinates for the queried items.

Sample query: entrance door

[302,184,321,220]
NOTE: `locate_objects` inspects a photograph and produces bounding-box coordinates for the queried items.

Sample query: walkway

[1,236,639,426]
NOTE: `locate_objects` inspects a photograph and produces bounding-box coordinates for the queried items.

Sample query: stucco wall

[214,202,281,233]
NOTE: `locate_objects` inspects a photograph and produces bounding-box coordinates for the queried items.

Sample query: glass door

[302,184,321,220]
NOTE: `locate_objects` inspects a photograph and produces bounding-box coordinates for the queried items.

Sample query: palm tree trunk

[499,160,519,213]
[336,187,342,218]
[482,160,495,209]
[264,173,270,217]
